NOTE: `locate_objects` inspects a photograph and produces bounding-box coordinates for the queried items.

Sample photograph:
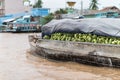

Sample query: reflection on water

[0,33,120,80]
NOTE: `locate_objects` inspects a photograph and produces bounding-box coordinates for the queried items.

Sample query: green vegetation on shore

[89,0,99,10]
[43,33,120,45]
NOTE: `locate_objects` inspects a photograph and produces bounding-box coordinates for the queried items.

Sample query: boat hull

[29,35,120,68]
[3,28,41,33]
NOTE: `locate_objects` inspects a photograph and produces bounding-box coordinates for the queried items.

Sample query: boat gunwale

[36,37,120,48]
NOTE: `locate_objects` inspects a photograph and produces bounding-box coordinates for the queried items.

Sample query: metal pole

[81,0,83,15]
[65,0,67,8]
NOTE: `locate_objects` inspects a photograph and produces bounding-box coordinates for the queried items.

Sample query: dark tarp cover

[41,18,120,37]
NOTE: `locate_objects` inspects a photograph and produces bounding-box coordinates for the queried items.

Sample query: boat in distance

[2,15,41,32]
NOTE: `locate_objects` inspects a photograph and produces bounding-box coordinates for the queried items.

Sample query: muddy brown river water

[0,33,120,80]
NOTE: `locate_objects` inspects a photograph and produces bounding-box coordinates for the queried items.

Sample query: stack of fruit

[43,33,120,45]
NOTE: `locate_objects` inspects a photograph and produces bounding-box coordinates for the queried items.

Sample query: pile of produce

[43,33,120,45]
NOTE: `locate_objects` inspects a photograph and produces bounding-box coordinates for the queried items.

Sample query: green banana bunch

[43,33,120,45]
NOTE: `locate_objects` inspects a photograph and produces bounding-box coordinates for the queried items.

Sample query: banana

[44,33,120,45]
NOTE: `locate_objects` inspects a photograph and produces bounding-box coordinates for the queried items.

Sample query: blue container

[31,8,50,17]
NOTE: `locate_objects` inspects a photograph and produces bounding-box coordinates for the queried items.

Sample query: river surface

[0,33,120,80]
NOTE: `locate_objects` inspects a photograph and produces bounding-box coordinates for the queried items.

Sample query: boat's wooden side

[28,35,120,68]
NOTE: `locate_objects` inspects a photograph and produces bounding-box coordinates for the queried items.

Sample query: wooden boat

[29,35,120,68]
